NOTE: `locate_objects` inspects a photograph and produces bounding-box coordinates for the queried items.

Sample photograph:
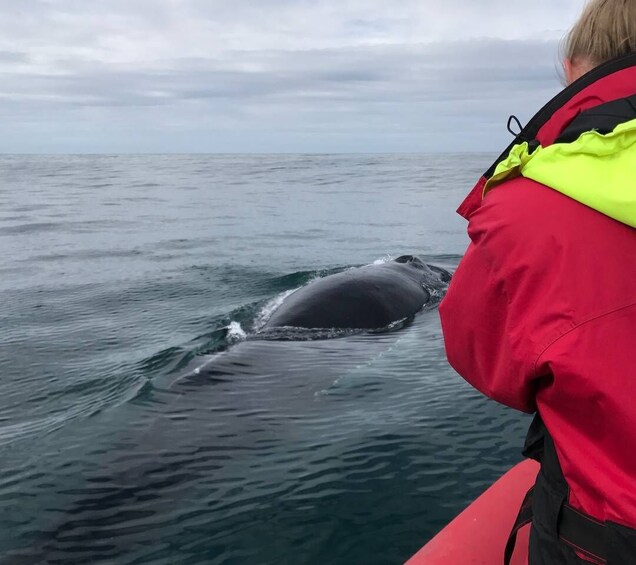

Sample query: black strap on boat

[504,487,608,565]
[559,503,607,563]
[503,486,535,565]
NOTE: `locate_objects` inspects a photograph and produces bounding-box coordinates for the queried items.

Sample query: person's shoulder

[479,176,574,226]
[464,177,560,243]
[463,176,596,271]
[468,175,608,246]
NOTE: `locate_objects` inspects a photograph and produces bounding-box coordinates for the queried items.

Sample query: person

[438,1,636,563]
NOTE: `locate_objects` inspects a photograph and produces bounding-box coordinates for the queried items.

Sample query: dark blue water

[0,154,529,564]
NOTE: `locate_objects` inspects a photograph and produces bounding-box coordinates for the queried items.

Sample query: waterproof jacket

[439,53,636,564]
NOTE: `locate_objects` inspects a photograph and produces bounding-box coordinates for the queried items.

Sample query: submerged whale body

[263,255,451,331]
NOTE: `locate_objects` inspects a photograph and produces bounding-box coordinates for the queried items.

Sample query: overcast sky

[1,0,586,153]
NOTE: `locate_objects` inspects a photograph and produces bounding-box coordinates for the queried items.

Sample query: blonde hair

[565,0,636,67]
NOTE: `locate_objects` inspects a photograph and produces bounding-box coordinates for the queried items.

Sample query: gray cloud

[0,1,582,153]
[0,51,30,63]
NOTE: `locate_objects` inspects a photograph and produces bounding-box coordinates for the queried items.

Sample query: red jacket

[439,61,636,533]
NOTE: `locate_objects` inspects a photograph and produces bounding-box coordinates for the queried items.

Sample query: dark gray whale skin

[264,255,451,330]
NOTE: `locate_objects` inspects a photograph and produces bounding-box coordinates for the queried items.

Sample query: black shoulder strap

[555,94,636,144]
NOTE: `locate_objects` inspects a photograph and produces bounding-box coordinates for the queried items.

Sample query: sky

[0,0,587,153]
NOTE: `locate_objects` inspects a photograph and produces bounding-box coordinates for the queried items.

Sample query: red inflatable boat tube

[406,459,540,565]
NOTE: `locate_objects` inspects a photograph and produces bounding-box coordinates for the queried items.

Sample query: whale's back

[264,263,430,330]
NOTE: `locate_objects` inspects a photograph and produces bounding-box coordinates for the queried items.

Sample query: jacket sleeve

[439,189,544,414]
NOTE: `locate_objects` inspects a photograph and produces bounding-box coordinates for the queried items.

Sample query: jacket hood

[458,52,636,225]
[485,118,636,228]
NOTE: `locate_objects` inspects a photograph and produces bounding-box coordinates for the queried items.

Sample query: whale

[1,256,454,563]
[263,255,451,331]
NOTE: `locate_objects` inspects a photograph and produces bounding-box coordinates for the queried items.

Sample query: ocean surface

[0,154,530,564]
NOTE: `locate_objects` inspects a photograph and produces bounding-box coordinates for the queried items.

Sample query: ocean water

[0,154,530,564]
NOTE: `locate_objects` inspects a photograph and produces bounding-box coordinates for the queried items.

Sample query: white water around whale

[226,321,247,343]
[253,288,300,331]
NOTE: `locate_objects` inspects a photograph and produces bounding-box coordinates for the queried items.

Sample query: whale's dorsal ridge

[394,255,425,269]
